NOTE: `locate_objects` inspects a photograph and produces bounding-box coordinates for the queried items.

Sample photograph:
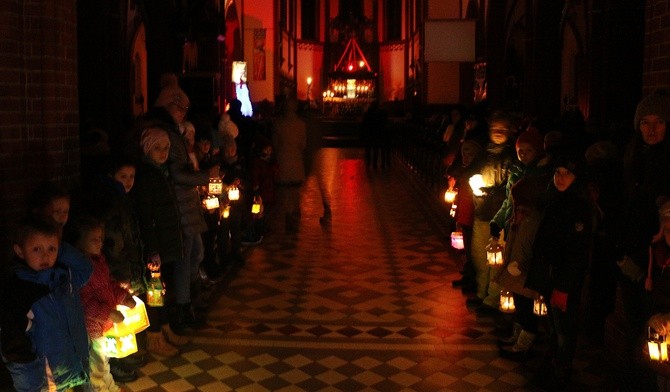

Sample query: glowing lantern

[221,204,231,219]
[251,196,262,215]
[444,189,458,204]
[112,296,150,336]
[146,262,165,307]
[209,178,223,195]
[228,186,240,201]
[533,296,548,316]
[499,290,516,313]
[469,174,486,197]
[449,204,457,218]
[486,239,504,266]
[648,327,669,362]
[450,231,464,250]
[104,331,138,358]
[203,195,220,210]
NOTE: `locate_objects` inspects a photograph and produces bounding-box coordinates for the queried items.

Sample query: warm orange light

[209,178,223,195]
[499,291,515,313]
[348,64,354,71]
[228,186,240,201]
[307,76,312,85]
[359,60,365,68]
[444,189,457,204]
[203,195,220,210]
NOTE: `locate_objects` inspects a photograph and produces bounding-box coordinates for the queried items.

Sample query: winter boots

[499,330,537,360]
[147,330,179,357]
[497,322,522,347]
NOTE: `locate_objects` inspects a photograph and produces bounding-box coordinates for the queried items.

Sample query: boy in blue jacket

[0,218,92,391]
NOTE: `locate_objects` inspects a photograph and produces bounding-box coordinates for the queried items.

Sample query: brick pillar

[0,1,79,249]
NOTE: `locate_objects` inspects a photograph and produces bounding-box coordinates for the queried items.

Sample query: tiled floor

[118,148,613,392]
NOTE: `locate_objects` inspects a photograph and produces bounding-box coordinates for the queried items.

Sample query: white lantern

[469,174,486,197]
[499,290,515,313]
[228,186,240,201]
[648,327,669,362]
[486,240,504,266]
[533,296,547,316]
[450,231,464,250]
[203,195,220,210]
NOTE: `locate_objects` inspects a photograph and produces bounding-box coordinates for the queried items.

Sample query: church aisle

[124,148,610,392]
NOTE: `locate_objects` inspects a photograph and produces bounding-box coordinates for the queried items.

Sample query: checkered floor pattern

[9,148,616,392]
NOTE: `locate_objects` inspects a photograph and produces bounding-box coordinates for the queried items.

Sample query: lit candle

[499,291,515,313]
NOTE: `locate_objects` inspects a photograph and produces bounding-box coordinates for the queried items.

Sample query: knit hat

[154,82,190,110]
[554,151,586,179]
[633,90,670,132]
[140,127,170,155]
[218,113,239,139]
[515,127,544,153]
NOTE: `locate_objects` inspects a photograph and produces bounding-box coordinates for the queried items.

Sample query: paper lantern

[146,264,165,307]
[469,174,486,197]
[203,195,220,210]
[251,196,262,214]
[533,296,547,316]
[444,189,458,204]
[228,186,240,201]
[111,296,150,336]
[648,327,669,362]
[450,231,464,250]
[499,290,515,313]
[104,332,138,358]
[486,240,504,266]
[209,178,223,195]
[221,204,231,219]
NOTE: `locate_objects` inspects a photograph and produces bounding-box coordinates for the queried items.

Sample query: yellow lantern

[251,196,262,214]
[499,290,515,313]
[209,178,223,195]
[221,204,231,219]
[533,296,548,316]
[104,331,138,358]
[648,327,669,362]
[146,263,165,307]
[228,186,240,201]
[486,240,504,266]
[450,231,464,250]
[203,195,220,210]
[444,189,458,204]
[112,296,150,336]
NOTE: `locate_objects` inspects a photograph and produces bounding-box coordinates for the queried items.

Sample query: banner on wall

[253,29,266,80]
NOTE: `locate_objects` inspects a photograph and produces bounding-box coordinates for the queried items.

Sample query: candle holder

[499,290,516,313]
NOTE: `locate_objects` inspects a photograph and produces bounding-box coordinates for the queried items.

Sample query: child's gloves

[550,289,568,312]
[507,261,522,277]
[109,309,124,323]
[617,255,645,283]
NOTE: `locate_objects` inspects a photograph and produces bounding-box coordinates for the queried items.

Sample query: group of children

[0,78,281,391]
[445,91,670,390]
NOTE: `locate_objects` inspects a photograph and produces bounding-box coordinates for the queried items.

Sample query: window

[302,0,317,40]
[385,0,401,40]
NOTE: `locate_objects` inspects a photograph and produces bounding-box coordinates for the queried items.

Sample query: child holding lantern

[67,216,138,389]
[132,127,191,357]
[1,218,92,391]
[525,153,593,389]
[493,176,547,360]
